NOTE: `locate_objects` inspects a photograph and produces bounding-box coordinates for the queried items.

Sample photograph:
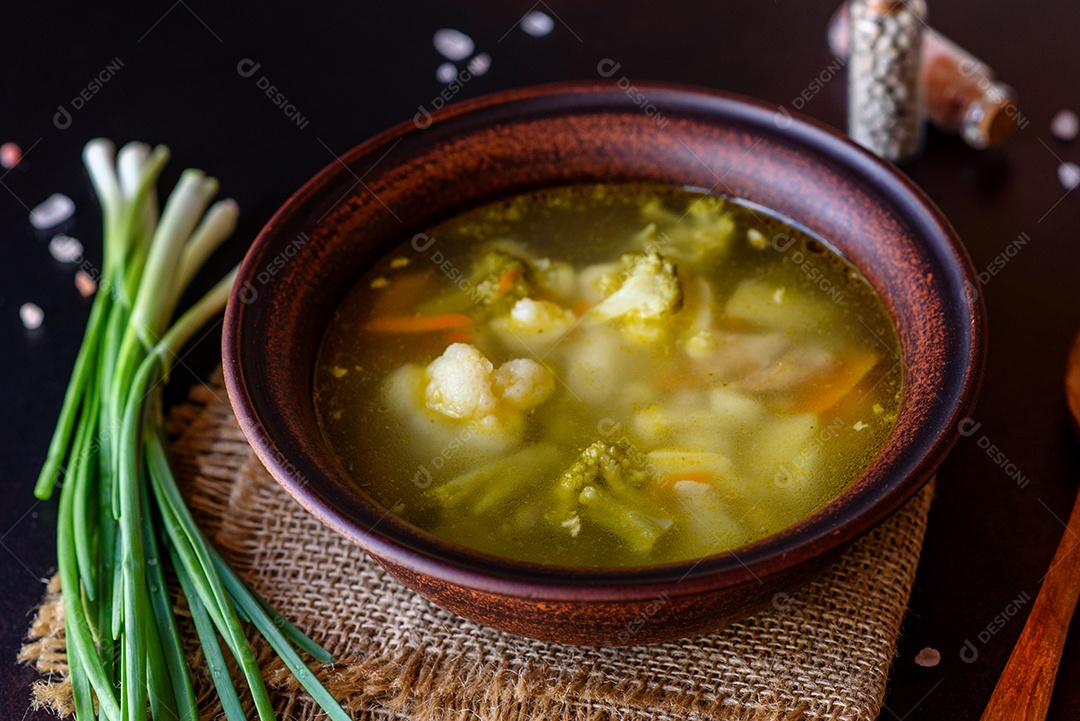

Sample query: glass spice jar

[845,0,927,164]
[830,2,1020,148]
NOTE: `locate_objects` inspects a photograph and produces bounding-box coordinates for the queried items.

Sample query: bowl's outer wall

[375,549,832,645]
[224,83,984,644]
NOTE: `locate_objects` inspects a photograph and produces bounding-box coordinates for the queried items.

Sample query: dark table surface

[4,1,1080,718]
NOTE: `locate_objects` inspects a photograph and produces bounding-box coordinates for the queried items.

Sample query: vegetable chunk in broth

[313,184,901,567]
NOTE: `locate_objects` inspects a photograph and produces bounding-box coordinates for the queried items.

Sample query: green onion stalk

[35,138,349,721]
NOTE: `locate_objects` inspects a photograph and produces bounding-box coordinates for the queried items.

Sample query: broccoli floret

[588,251,683,342]
[577,484,673,553]
[421,243,578,318]
[549,441,661,524]
[639,195,736,265]
[560,440,652,492]
[417,244,537,317]
[469,247,534,310]
[547,440,673,552]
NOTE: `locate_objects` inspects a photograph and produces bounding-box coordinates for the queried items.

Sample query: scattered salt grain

[436,62,458,84]
[1059,162,1080,190]
[853,421,869,431]
[75,270,97,297]
[30,193,75,229]
[48,234,84,263]
[370,276,390,289]
[433,28,474,61]
[1051,110,1079,142]
[20,302,44,330]
[467,53,491,76]
[914,647,941,668]
[520,10,555,37]
[390,257,411,269]
[0,142,21,169]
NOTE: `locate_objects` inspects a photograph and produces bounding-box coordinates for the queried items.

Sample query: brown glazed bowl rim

[224,81,985,603]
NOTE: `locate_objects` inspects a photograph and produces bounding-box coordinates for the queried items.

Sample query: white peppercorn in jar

[830,3,1020,149]
[847,0,927,163]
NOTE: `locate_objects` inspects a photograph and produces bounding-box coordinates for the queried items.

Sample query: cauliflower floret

[492,358,556,409]
[384,364,521,458]
[425,343,498,418]
[591,252,682,322]
[587,251,682,342]
[425,343,555,419]
[510,297,575,328]
[385,343,556,460]
[490,298,578,354]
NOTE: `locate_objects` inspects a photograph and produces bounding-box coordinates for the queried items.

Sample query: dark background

[3,1,1079,718]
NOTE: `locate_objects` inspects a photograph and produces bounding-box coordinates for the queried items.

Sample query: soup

[313,184,901,567]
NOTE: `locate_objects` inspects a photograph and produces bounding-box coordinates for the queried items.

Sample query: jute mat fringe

[20,371,934,720]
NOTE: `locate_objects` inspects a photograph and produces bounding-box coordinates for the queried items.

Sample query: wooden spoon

[979,331,1080,720]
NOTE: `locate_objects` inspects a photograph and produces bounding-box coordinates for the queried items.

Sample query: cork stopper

[864,0,913,12]
[961,82,1019,148]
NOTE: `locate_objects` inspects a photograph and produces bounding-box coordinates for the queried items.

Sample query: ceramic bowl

[223,82,985,645]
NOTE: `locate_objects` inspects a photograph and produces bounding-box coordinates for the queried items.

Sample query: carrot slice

[363,314,473,333]
[496,268,520,296]
[789,351,878,414]
[368,272,438,316]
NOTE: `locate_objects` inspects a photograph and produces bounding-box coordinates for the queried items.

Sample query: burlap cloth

[20,372,935,720]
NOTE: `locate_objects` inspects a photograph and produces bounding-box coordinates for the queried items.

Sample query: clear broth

[314,184,902,567]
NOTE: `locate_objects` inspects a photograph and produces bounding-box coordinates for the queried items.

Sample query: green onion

[36,138,348,720]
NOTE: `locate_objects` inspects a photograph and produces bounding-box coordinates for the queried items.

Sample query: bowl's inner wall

[231,87,976,584]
